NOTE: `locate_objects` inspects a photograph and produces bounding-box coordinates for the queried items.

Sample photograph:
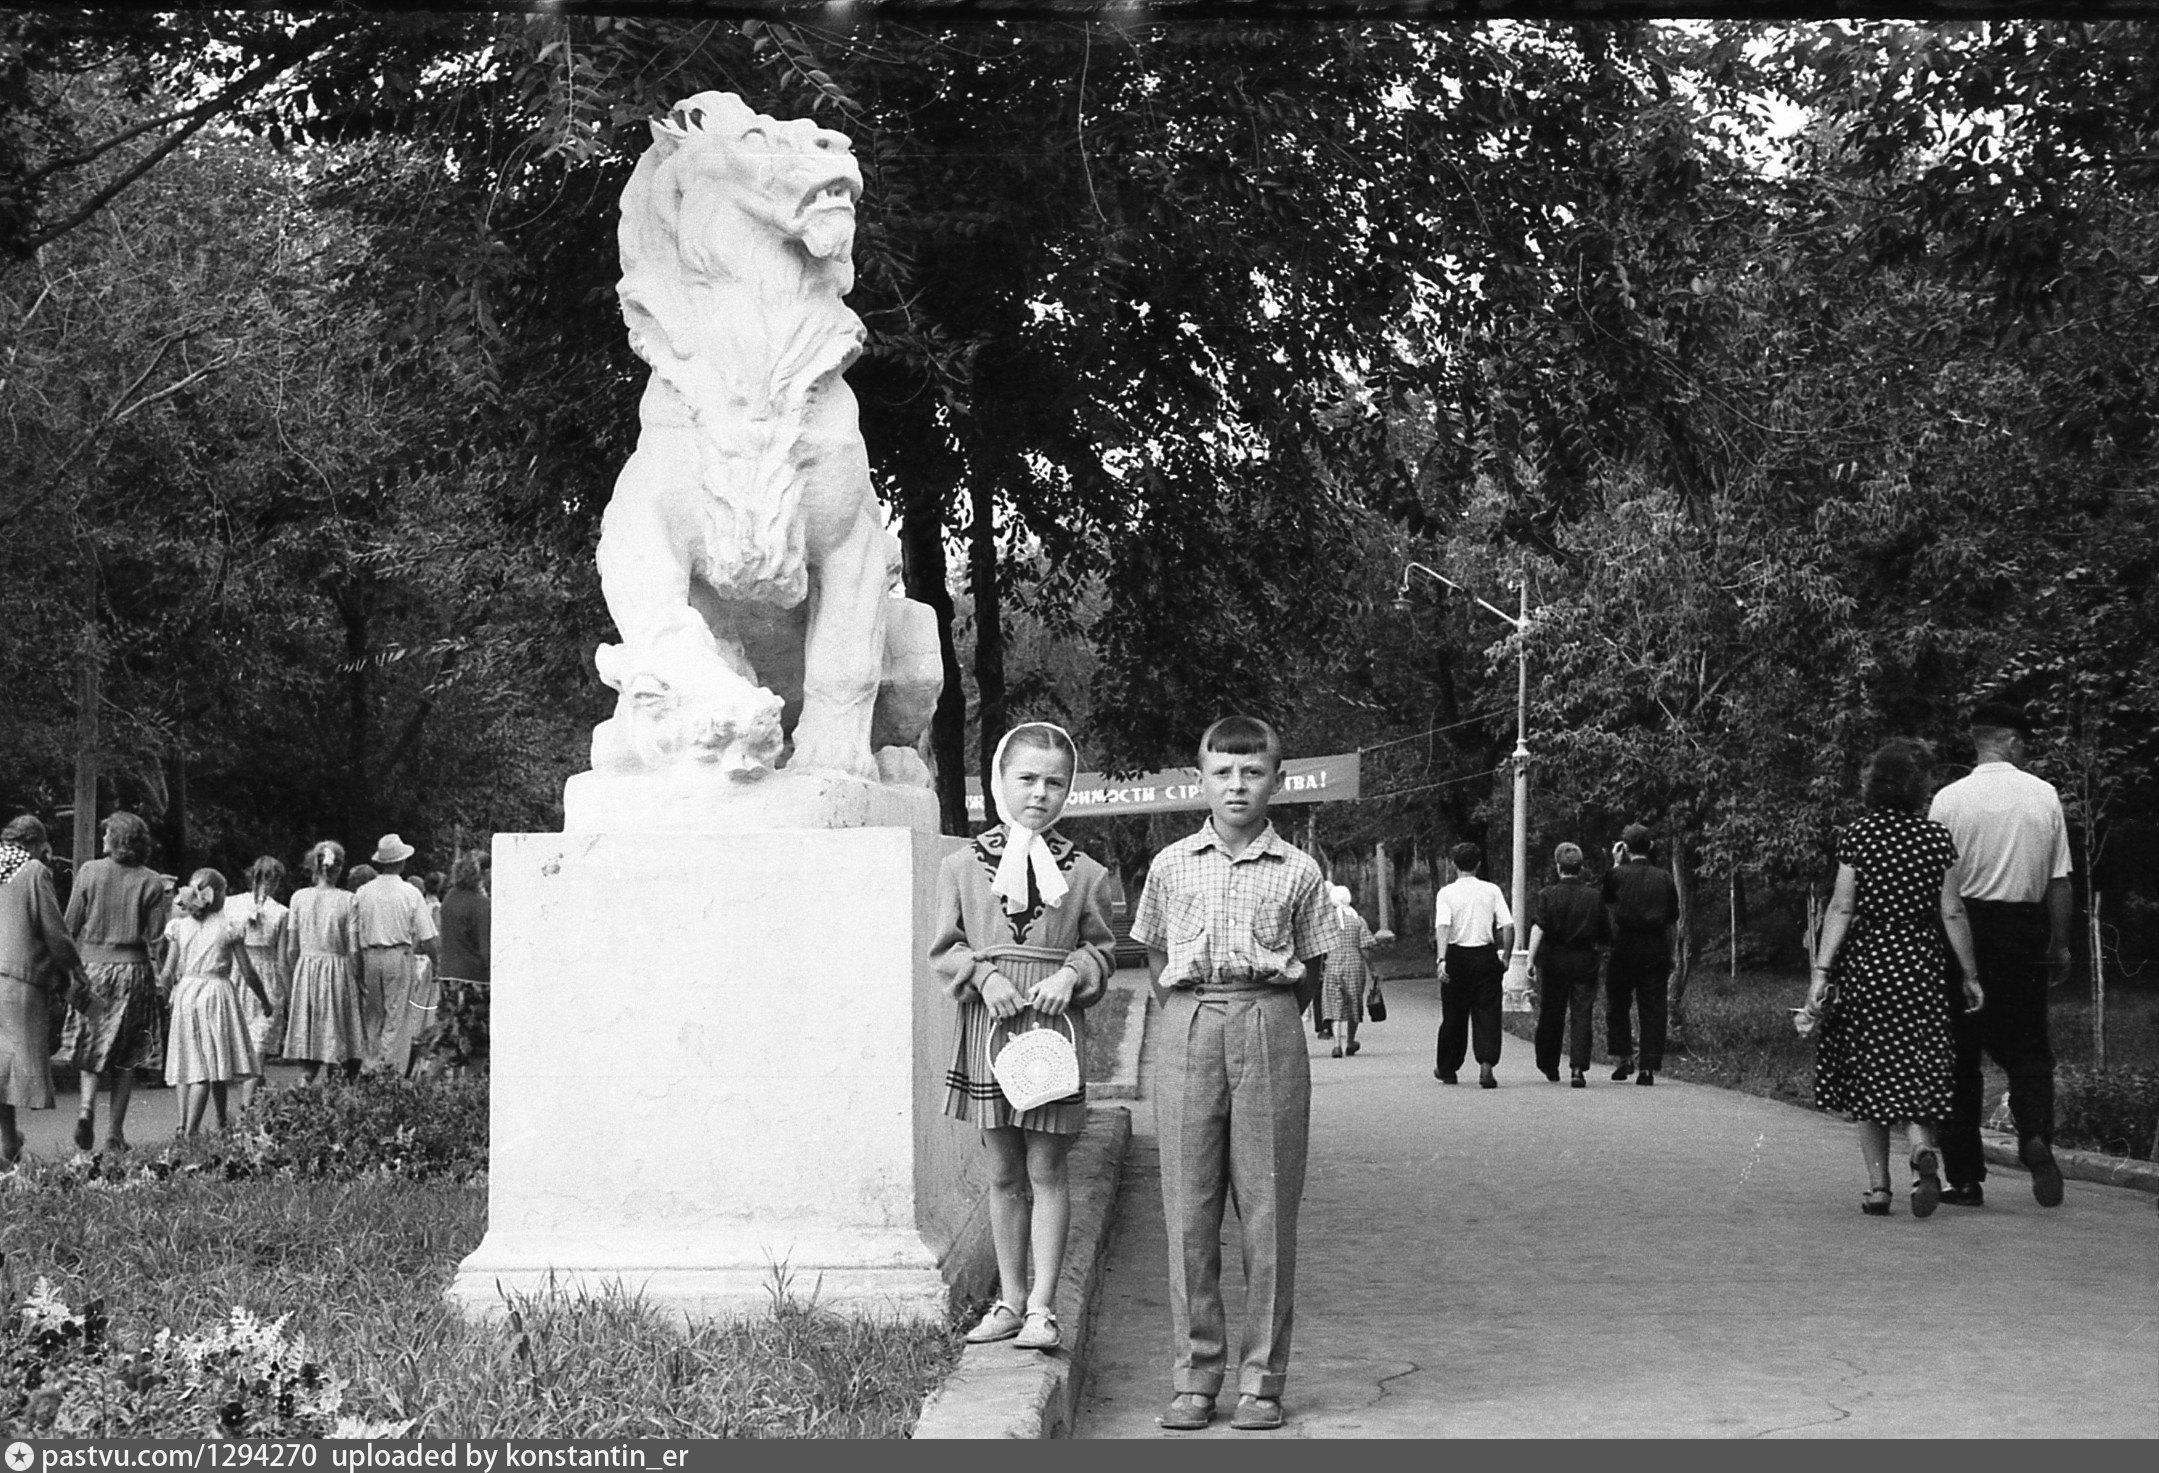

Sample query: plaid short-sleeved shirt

[1131,820,1338,989]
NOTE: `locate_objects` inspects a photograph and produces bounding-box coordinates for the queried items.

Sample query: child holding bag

[931,722,1118,1353]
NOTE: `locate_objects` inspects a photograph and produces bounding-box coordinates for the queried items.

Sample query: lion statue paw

[591,640,786,779]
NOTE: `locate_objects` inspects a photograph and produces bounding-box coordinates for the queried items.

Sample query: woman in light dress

[281,841,365,1084]
[160,868,271,1137]
[225,856,296,1107]
[1322,884,1379,1058]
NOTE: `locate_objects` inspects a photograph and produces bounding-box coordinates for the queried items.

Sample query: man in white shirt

[1432,841,1513,1089]
[353,833,441,1077]
[1926,701,2074,1208]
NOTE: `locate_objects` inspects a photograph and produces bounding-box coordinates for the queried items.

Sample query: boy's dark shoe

[1541,1066,1561,1082]
[1159,1393,1215,1431]
[2021,1138,2065,1208]
[1230,1396,1284,1431]
[1434,1069,1457,1084]
[1941,1182,1985,1207]
[1611,1057,1635,1081]
[1635,1071,1655,1086]
[1478,1067,1497,1089]
[1570,1070,1587,1088]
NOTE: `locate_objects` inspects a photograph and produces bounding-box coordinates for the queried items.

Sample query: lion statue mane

[589,92,940,789]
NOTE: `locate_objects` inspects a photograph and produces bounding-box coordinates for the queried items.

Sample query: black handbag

[1366,983,1387,1023]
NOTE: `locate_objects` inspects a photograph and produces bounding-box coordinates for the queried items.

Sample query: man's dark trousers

[1535,945,1600,1075]
[1605,931,1670,1071]
[1943,899,2056,1188]
[1436,943,1504,1075]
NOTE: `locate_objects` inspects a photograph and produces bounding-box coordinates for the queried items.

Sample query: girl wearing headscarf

[1321,884,1379,1057]
[930,722,1118,1354]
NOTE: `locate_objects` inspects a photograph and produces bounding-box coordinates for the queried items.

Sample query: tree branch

[16,17,358,257]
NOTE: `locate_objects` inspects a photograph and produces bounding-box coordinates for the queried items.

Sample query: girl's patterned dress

[1815,809,1961,1124]
[281,886,364,1067]
[163,911,261,1087]
[932,826,1117,1136]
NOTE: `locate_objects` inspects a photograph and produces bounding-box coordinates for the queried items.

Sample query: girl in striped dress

[159,869,271,1137]
[931,723,1117,1354]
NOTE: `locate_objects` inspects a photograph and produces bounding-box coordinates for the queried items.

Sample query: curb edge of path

[913,1103,1134,1439]
[1088,975,1152,1101]
[1981,1129,2159,1195]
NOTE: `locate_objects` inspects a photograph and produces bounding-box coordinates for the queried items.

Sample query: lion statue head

[619,91,863,306]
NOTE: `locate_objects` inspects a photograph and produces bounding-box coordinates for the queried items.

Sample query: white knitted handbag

[990,1012,1080,1112]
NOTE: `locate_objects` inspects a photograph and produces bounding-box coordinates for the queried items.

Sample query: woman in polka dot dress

[1805,740,1984,1218]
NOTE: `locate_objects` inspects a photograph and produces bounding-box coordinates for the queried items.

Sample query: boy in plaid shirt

[1131,715,1337,1432]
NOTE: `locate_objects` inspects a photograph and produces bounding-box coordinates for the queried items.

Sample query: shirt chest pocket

[1251,908,1291,954]
[1170,895,1211,944]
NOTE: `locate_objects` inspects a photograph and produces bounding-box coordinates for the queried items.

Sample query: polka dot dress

[1814,810,1960,1124]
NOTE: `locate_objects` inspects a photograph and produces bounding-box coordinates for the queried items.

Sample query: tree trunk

[339,592,373,842]
[967,473,1007,800]
[161,750,189,877]
[899,489,969,835]
[73,560,100,872]
[1667,826,1693,1044]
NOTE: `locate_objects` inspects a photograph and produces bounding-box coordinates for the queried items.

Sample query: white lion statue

[589,92,941,788]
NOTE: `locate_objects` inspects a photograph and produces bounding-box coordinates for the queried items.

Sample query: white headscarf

[990,724,1076,916]
[1330,883,1357,920]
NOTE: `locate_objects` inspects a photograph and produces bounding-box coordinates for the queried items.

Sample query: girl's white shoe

[1014,1307,1061,1351]
[964,1300,1024,1344]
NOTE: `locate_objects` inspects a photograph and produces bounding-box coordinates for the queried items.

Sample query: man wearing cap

[1602,823,1678,1086]
[353,834,440,1075]
[1928,701,2074,1208]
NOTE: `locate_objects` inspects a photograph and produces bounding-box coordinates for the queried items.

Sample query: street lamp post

[1394,563,1534,1001]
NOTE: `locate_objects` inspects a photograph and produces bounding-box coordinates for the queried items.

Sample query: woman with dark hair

[0,815,92,1169]
[419,852,491,1078]
[59,810,168,1154]
[1805,739,1985,1218]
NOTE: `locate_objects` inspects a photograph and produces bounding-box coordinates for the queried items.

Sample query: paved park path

[1073,973,2159,1438]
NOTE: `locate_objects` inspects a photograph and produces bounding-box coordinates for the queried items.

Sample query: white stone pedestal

[449,825,977,1323]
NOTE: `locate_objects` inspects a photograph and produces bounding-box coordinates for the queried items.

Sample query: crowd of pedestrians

[0,820,490,1169]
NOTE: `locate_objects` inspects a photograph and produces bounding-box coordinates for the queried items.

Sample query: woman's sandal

[964,1300,1024,1344]
[1014,1306,1061,1351]
[1861,1187,1893,1216]
[1909,1148,1942,1219]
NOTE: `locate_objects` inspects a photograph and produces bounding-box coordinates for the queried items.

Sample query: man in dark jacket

[1526,842,1607,1087]
[1601,823,1678,1086]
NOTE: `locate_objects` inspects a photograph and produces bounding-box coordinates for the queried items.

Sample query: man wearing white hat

[353,833,439,1074]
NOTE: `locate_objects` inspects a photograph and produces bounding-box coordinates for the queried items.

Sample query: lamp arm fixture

[1394,560,1524,630]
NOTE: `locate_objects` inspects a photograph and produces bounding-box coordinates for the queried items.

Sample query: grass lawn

[0,1099,962,1438]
